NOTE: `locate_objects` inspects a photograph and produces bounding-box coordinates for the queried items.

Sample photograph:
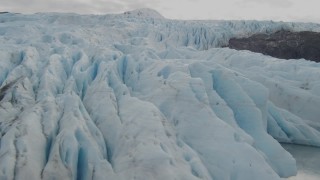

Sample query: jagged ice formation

[0,9,320,180]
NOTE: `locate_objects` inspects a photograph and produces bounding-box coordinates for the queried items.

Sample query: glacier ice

[0,10,320,180]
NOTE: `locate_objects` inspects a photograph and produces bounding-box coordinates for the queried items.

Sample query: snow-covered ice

[0,9,320,180]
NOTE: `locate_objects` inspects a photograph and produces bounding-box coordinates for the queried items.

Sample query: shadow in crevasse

[281,143,320,180]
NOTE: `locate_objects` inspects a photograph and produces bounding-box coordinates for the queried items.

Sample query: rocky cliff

[228,30,320,62]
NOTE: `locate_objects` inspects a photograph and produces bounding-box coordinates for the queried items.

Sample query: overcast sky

[1,0,319,23]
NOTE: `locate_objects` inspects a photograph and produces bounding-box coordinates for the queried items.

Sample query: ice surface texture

[0,11,320,180]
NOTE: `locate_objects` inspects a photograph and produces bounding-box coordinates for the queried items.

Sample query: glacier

[0,9,320,180]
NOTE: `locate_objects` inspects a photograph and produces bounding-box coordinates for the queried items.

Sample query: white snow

[0,10,319,180]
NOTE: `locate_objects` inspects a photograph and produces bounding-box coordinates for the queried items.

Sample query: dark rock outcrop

[228,30,320,62]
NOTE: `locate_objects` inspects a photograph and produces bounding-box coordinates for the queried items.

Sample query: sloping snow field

[0,9,319,180]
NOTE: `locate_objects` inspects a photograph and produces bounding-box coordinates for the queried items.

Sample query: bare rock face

[228,30,320,62]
